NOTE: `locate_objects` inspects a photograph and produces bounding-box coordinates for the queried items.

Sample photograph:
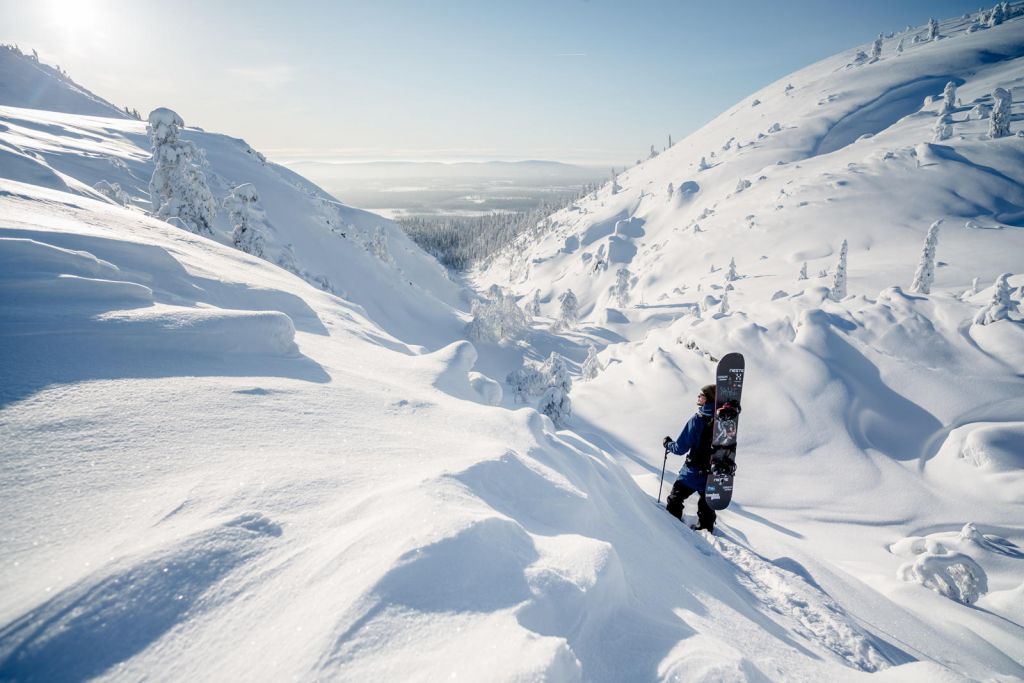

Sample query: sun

[46,0,100,34]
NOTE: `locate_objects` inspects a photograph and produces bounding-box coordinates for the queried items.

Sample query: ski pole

[657,448,669,504]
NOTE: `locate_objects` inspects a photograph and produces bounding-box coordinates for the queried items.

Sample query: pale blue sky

[1,0,986,165]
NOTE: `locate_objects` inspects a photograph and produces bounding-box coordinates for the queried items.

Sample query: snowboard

[704,352,744,511]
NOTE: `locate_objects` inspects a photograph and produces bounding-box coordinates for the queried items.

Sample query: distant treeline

[398,184,598,271]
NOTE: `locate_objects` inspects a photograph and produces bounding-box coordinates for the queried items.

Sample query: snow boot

[690,523,714,533]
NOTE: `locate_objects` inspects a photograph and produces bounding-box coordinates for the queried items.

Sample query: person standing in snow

[662,384,717,532]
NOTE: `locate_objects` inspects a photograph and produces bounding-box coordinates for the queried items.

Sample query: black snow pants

[665,480,716,530]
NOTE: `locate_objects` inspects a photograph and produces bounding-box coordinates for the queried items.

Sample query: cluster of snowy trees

[506,352,573,426]
[465,285,530,344]
[398,187,595,271]
[932,81,1015,141]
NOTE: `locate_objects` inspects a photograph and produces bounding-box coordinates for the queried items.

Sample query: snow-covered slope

[471,8,1024,678]
[0,46,464,349]
[0,45,130,119]
[2,9,1024,682]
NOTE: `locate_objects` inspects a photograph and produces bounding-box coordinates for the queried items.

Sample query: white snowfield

[1,8,1023,683]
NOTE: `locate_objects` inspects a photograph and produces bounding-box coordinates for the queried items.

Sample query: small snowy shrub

[897,552,987,604]
[852,50,869,66]
[989,88,1012,138]
[933,113,952,141]
[910,221,941,294]
[610,168,621,194]
[147,108,215,236]
[506,364,546,403]
[94,180,129,206]
[830,239,848,301]
[698,156,710,171]
[726,258,739,282]
[896,37,905,54]
[974,273,1016,324]
[667,182,674,199]
[224,183,268,257]
[719,290,731,315]
[927,17,940,40]
[798,262,808,281]
[735,178,751,193]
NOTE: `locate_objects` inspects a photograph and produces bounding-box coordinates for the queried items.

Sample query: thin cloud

[224,64,296,88]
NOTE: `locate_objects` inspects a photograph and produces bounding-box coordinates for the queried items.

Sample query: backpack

[685,414,715,472]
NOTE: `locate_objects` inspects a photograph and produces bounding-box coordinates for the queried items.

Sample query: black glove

[663,436,673,448]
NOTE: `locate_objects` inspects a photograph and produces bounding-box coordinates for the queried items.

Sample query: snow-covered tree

[698,156,710,171]
[735,178,751,193]
[910,220,941,294]
[974,273,1016,324]
[989,87,1012,138]
[719,290,731,315]
[940,81,957,115]
[928,18,940,40]
[466,286,529,343]
[224,183,268,257]
[368,226,392,263]
[538,352,573,427]
[649,144,658,159]
[94,180,129,206]
[581,344,602,381]
[725,258,738,282]
[613,266,632,308]
[896,37,905,54]
[988,2,1004,26]
[869,34,883,62]
[798,262,808,280]
[933,113,952,141]
[506,364,546,403]
[147,108,215,236]
[558,289,579,328]
[611,168,621,194]
[527,289,542,317]
[830,239,848,301]
[667,182,674,199]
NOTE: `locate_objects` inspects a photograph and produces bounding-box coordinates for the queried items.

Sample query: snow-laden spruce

[612,266,632,308]
[536,352,572,427]
[830,239,848,301]
[557,289,579,329]
[224,183,268,258]
[989,87,1012,138]
[974,273,1016,324]
[147,108,215,236]
[910,221,941,294]
[581,344,602,380]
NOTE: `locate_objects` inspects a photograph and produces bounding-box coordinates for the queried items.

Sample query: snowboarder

[662,384,717,532]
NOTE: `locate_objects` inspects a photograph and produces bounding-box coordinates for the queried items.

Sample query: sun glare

[47,0,99,34]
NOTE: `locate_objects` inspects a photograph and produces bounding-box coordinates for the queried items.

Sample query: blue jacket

[667,403,714,489]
